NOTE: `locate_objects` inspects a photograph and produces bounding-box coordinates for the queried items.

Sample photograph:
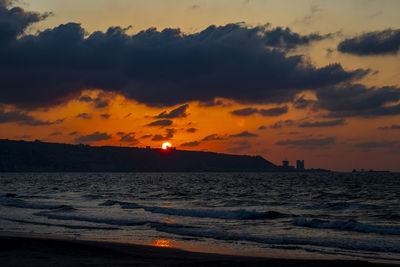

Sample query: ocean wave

[143,206,285,220]
[30,209,400,254]
[34,211,148,226]
[100,199,286,220]
[302,201,380,211]
[153,224,400,253]
[0,195,74,210]
[293,217,400,235]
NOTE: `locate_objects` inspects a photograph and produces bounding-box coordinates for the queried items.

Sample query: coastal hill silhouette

[0,139,278,172]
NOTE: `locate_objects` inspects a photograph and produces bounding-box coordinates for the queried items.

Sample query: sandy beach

[0,232,393,267]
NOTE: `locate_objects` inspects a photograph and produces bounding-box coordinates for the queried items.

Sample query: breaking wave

[34,211,148,226]
[99,200,286,220]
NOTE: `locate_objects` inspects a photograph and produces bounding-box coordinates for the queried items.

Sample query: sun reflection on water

[151,239,175,248]
[160,218,177,224]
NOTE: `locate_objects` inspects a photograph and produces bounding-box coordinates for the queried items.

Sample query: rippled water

[0,172,399,263]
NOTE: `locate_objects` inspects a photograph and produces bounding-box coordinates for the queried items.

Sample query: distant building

[146,146,151,150]
[296,160,305,170]
[282,160,289,168]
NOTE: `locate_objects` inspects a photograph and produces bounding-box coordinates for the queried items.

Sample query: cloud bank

[338,29,400,55]
[231,106,289,116]
[0,2,367,109]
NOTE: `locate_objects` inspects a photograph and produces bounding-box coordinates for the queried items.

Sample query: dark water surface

[0,172,399,263]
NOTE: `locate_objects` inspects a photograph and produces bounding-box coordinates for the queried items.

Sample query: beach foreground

[0,234,391,267]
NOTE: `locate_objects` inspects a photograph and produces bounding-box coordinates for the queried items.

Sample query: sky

[0,0,399,171]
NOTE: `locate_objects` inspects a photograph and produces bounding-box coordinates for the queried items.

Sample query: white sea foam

[143,206,285,220]
[34,211,148,226]
[100,199,285,220]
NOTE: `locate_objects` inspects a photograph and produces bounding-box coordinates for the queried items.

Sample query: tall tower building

[296,160,305,170]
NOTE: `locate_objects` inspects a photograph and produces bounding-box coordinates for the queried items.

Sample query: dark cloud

[69,131,79,136]
[377,124,400,130]
[269,120,295,129]
[151,128,175,141]
[293,95,318,110]
[76,113,92,120]
[94,99,109,109]
[116,131,125,136]
[78,95,92,102]
[119,132,138,144]
[227,141,251,153]
[0,0,51,44]
[259,106,289,116]
[230,131,258,138]
[49,131,62,136]
[202,134,225,141]
[101,113,110,119]
[93,93,111,109]
[316,84,400,117]
[141,134,152,139]
[262,25,330,50]
[154,104,189,119]
[181,141,200,147]
[146,119,173,127]
[355,141,400,150]
[231,105,288,117]
[258,125,267,130]
[0,108,63,126]
[186,127,197,133]
[0,4,367,109]
[299,119,345,128]
[74,131,112,143]
[276,137,336,148]
[231,107,258,116]
[338,28,400,55]
[78,93,110,109]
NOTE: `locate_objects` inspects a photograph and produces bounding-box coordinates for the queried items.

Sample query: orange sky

[1,90,399,171]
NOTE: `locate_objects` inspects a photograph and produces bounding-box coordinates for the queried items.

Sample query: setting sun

[162,142,172,150]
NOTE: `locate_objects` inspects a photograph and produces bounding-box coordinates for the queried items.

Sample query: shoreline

[0,232,393,266]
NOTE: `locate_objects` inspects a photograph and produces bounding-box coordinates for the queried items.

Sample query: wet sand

[0,233,393,266]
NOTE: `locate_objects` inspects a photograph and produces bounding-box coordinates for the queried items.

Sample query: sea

[0,172,399,264]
